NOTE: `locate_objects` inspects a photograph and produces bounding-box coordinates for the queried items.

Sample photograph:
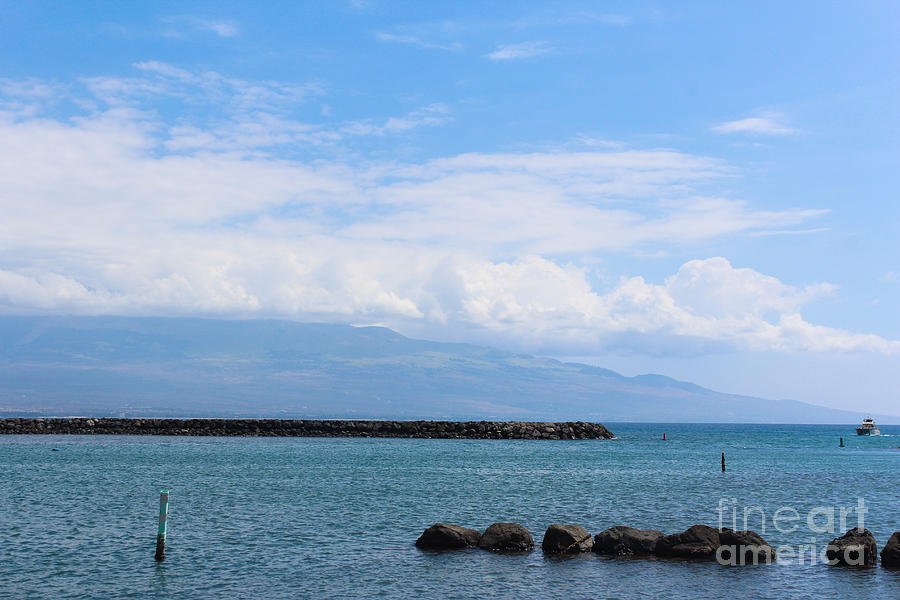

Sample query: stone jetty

[0,418,614,439]
[418,522,780,565]
[415,522,900,567]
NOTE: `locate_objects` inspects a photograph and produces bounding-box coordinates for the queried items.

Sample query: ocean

[1,423,898,599]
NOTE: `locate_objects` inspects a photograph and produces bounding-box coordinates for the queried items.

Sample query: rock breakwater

[0,418,615,439]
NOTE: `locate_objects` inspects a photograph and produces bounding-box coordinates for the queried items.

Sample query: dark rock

[593,526,663,556]
[541,524,593,554]
[881,532,900,568]
[478,522,534,553]
[415,523,481,550]
[655,525,721,559]
[716,528,776,564]
[825,528,877,566]
[0,418,614,439]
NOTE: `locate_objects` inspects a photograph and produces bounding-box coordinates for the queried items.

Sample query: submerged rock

[881,532,900,567]
[541,524,593,554]
[655,525,721,559]
[825,528,877,566]
[478,522,534,553]
[415,523,482,550]
[716,528,776,564]
[593,526,663,556]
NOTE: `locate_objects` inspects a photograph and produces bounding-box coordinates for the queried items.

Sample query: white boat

[856,416,881,436]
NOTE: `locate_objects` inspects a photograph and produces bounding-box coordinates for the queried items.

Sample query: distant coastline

[4,316,895,424]
[0,418,615,440]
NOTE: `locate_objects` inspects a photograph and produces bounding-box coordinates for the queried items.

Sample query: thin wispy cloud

[160,16,239,39]
[59,62,447,153]
[341,103,451,136]
[374,22,464,51]
[513,10,632,28]
[750,227,831,237]
[374,32,462,51]
[712,112,802,136]
[98,61,322,112]
[560,12,632,26]
[202,20,239,37]
[487,41,553,60]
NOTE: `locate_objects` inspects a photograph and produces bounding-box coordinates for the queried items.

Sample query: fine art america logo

[716,497,870,566]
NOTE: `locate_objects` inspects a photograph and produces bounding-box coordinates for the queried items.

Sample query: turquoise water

[1,424,899,599]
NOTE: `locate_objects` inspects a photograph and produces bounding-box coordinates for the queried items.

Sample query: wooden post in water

[155,490,169,561]
[721,452,726,472]
[839,437,844,447]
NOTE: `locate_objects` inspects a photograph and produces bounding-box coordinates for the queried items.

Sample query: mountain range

[0,316,894,423]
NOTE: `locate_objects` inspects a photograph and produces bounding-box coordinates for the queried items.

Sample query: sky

[0,1,898,413]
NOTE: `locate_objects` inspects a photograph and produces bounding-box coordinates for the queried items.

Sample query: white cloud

[712,112,801,136]
[1,74,889,356]
[564,12,632,26]
[595,13,632,26]
[664,257,835,318]
[0,79,67,120]
[374,22,463,51]
[159,16,240,38]
[439,257,893,355]
[375,32,462,51]
[202,21,238,37]
[750,227,831,236]
[341,103,451,136]
[70,62,447,152]
[487,41,553,60]
[514,11,632,28]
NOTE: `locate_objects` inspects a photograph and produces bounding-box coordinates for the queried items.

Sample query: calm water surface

[1,423,899,599]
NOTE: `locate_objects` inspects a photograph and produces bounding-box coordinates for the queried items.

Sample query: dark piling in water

[155,490,168,562]
[721,452,726,472]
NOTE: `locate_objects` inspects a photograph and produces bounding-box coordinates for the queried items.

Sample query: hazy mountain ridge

[0,316,894,423]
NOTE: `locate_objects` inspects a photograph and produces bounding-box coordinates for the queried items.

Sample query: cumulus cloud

[487,41,553,60]
[0,72,889,356]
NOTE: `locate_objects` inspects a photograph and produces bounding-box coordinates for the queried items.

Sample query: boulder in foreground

[881,532,900,568]
[478,522,534,553]
[655,525,721,559]
[881,531,900,568]
[415,523,481,550]
[593,526,663,556]
[716,528,776,564]
[826,528,877,566]
[541,524,593,554]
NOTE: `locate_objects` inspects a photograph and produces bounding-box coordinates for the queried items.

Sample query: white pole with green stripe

[154,490,169,561]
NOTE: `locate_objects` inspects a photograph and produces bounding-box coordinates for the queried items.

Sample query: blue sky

[0,1,898,412]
